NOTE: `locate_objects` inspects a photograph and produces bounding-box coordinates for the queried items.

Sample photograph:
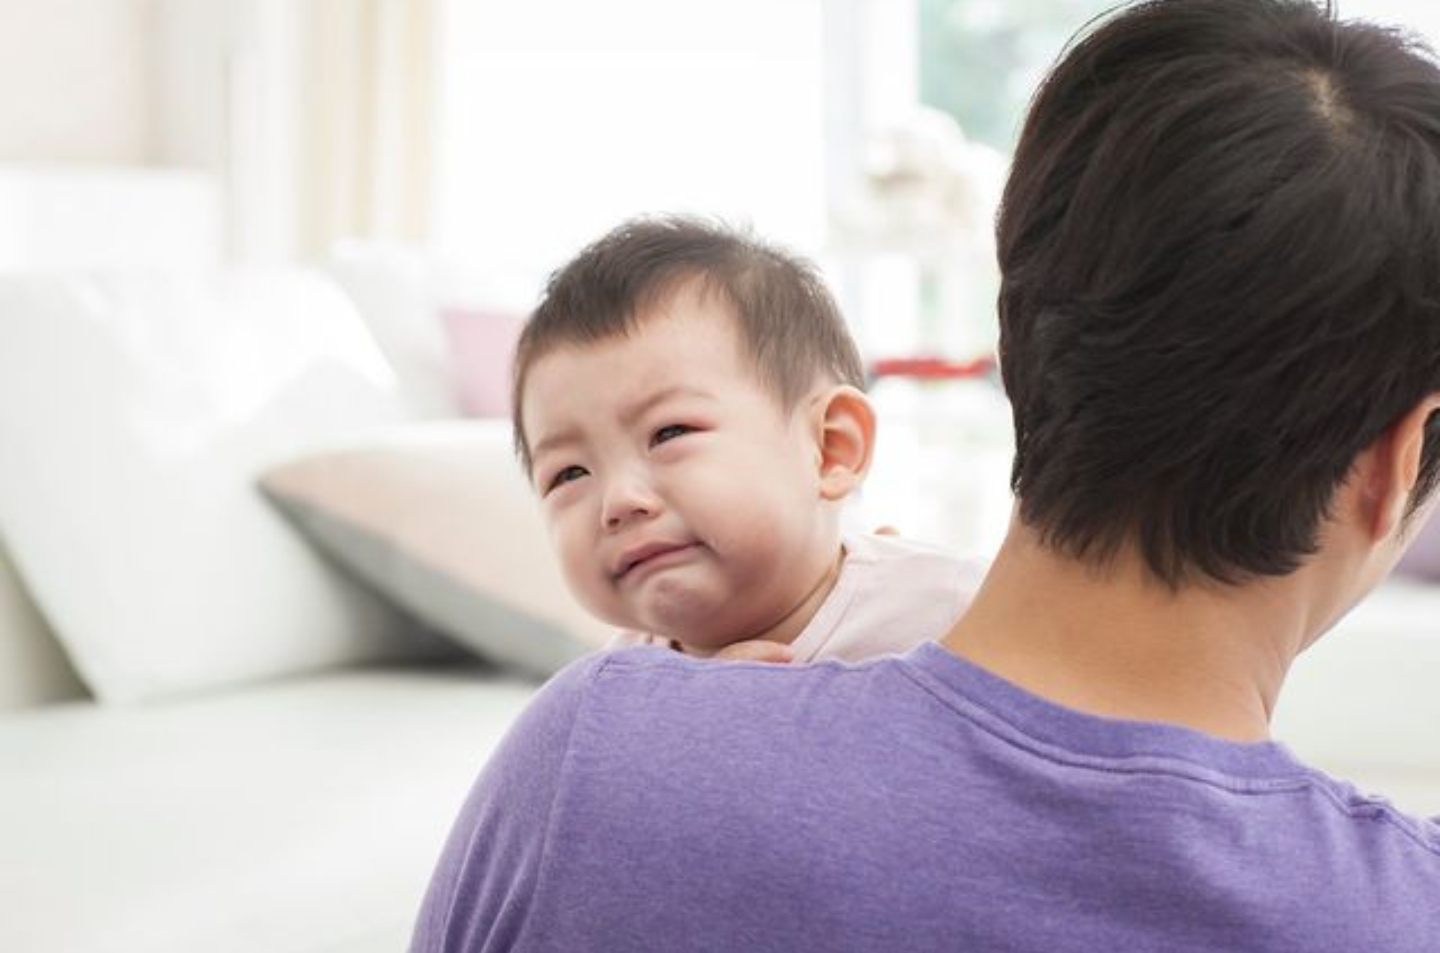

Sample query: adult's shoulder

[496,647,686,767]
[411,647,680,951]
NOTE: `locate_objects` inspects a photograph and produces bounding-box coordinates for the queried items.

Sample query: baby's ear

[814,385,876,502]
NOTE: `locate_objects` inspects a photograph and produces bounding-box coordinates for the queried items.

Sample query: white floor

[0,665,537,953]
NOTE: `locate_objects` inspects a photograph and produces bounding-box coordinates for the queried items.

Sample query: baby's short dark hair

[512,216,865,472]
[999,0,1440,586]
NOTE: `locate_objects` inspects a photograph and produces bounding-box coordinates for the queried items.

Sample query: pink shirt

[609,533,985,662]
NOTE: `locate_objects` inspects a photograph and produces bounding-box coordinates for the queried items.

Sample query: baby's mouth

[614,541,699,580]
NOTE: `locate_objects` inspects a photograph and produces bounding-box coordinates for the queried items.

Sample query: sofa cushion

[0,270,451,703]
[260,420,612,677]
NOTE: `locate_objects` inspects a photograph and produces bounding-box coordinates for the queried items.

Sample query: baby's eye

[545,465,589,493]
[650,424,694,447]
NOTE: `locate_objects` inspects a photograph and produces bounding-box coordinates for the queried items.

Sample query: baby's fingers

[713,640,796,664]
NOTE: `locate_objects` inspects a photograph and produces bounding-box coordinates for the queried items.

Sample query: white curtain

[299,0,437,257]
[157,0,437,263]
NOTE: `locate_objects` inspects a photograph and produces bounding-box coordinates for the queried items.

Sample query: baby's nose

[601,479,659,529]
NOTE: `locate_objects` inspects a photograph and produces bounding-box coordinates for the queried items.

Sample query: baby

[511,216,984,663]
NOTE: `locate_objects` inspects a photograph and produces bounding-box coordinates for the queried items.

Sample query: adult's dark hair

[511,215,865,473]
[998,0,1440,586]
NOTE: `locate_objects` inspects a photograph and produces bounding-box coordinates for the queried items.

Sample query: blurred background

[5,0,1437,551]
[2,0,1119,559]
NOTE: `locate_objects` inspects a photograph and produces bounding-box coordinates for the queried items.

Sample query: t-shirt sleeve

[409,654,603,952]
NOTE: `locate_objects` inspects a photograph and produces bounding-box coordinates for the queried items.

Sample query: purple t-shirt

[412,643,1440,951]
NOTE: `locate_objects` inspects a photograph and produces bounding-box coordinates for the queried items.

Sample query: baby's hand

[711,640,796,664]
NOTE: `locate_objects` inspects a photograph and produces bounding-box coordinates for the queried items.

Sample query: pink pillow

[1395,510,1440,582]
[441,306,526,418]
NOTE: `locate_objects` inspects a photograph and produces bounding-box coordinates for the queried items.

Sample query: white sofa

[0,256,556,953]
[0,546,85,709]
[0,167,594,952]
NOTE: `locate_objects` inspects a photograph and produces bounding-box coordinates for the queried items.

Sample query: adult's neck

[940,519,1338,743]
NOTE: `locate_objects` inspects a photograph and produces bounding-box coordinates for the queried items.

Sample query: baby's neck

[679,544,847,657]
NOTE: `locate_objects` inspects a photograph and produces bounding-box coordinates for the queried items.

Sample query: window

[920,0,1118,153]
[432,0,827,299]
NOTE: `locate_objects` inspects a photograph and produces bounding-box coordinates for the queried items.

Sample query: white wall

[1343,0,1440,39]
[0,0,157,163]
[0,0,282,261]
[157,0,301,262]
[432,0,827,293]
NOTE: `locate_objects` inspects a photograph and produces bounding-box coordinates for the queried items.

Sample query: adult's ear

[1359,394,1440,542]
[813,385,876,502]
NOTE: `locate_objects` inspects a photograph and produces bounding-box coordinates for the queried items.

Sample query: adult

[412,1,1440,949]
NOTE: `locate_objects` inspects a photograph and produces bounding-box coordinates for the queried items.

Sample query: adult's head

[997,0,1440,587]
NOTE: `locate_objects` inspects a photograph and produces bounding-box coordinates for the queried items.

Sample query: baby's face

[521,287,836,649]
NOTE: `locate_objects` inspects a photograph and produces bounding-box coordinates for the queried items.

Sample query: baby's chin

[623,600,754,651]
[616,565,807,648]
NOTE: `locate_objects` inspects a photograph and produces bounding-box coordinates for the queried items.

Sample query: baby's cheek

[549,524,600,598]
[709,516,790,573]
[562,558,627,626]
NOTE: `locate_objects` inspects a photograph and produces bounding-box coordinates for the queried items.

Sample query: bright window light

[432,0,827,293]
